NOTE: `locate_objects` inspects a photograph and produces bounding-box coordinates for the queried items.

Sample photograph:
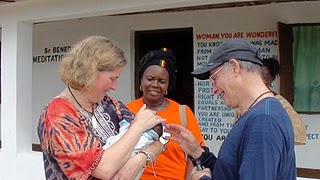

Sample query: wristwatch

[188,146,210,167]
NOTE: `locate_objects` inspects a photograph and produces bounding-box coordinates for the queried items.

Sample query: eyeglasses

[209,66,224,87]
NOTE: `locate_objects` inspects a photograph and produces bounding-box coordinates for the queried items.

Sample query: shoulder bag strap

[179,105,187,128]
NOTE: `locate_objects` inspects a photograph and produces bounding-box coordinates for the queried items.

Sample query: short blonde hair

[60,36,127,90]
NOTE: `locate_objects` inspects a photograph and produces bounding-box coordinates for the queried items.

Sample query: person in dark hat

[165,39,296,180]
[126,48,204,180]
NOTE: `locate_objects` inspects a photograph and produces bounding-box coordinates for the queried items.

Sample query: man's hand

[165,124,204,159]
[191,167,212,180]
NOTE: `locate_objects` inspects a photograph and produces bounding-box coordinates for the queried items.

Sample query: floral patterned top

[37,95,134,180]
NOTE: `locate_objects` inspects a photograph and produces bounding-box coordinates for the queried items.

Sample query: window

[278,22,320,114]
[293,25,320,113]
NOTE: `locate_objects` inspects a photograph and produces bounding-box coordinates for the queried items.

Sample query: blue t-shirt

[212,97,296,180]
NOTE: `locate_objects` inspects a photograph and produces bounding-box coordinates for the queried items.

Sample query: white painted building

[0,0,319,179]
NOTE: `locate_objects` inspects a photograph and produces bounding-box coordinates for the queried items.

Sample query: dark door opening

[134,28,194,111]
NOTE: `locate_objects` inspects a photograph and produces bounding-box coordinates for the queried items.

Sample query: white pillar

[1,20,33,179]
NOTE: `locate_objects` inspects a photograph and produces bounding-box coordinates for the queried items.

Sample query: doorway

[134,28,194,111]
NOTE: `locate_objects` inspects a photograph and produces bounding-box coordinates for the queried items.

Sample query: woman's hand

[165,123,204,159]
[133,104,166,132]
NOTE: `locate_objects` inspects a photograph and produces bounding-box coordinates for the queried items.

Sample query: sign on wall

[194,30,279,154]
[33,45,71,64]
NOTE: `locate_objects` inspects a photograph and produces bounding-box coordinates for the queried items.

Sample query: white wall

[0,106,1,141]
[1,0,320,179]
[296,115,320,169]
[0,33,1,142]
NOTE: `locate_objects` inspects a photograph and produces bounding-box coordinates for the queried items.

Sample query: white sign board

[194,30,279,154]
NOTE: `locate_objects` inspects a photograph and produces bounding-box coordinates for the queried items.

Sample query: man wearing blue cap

[165,39,296,180]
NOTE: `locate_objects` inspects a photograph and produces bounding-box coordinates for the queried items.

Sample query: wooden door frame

[278,22,320,178]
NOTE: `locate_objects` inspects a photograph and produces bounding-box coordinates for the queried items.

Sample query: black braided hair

[262,57,280,80]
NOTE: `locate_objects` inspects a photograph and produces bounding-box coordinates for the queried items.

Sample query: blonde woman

[37,36,164,180]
